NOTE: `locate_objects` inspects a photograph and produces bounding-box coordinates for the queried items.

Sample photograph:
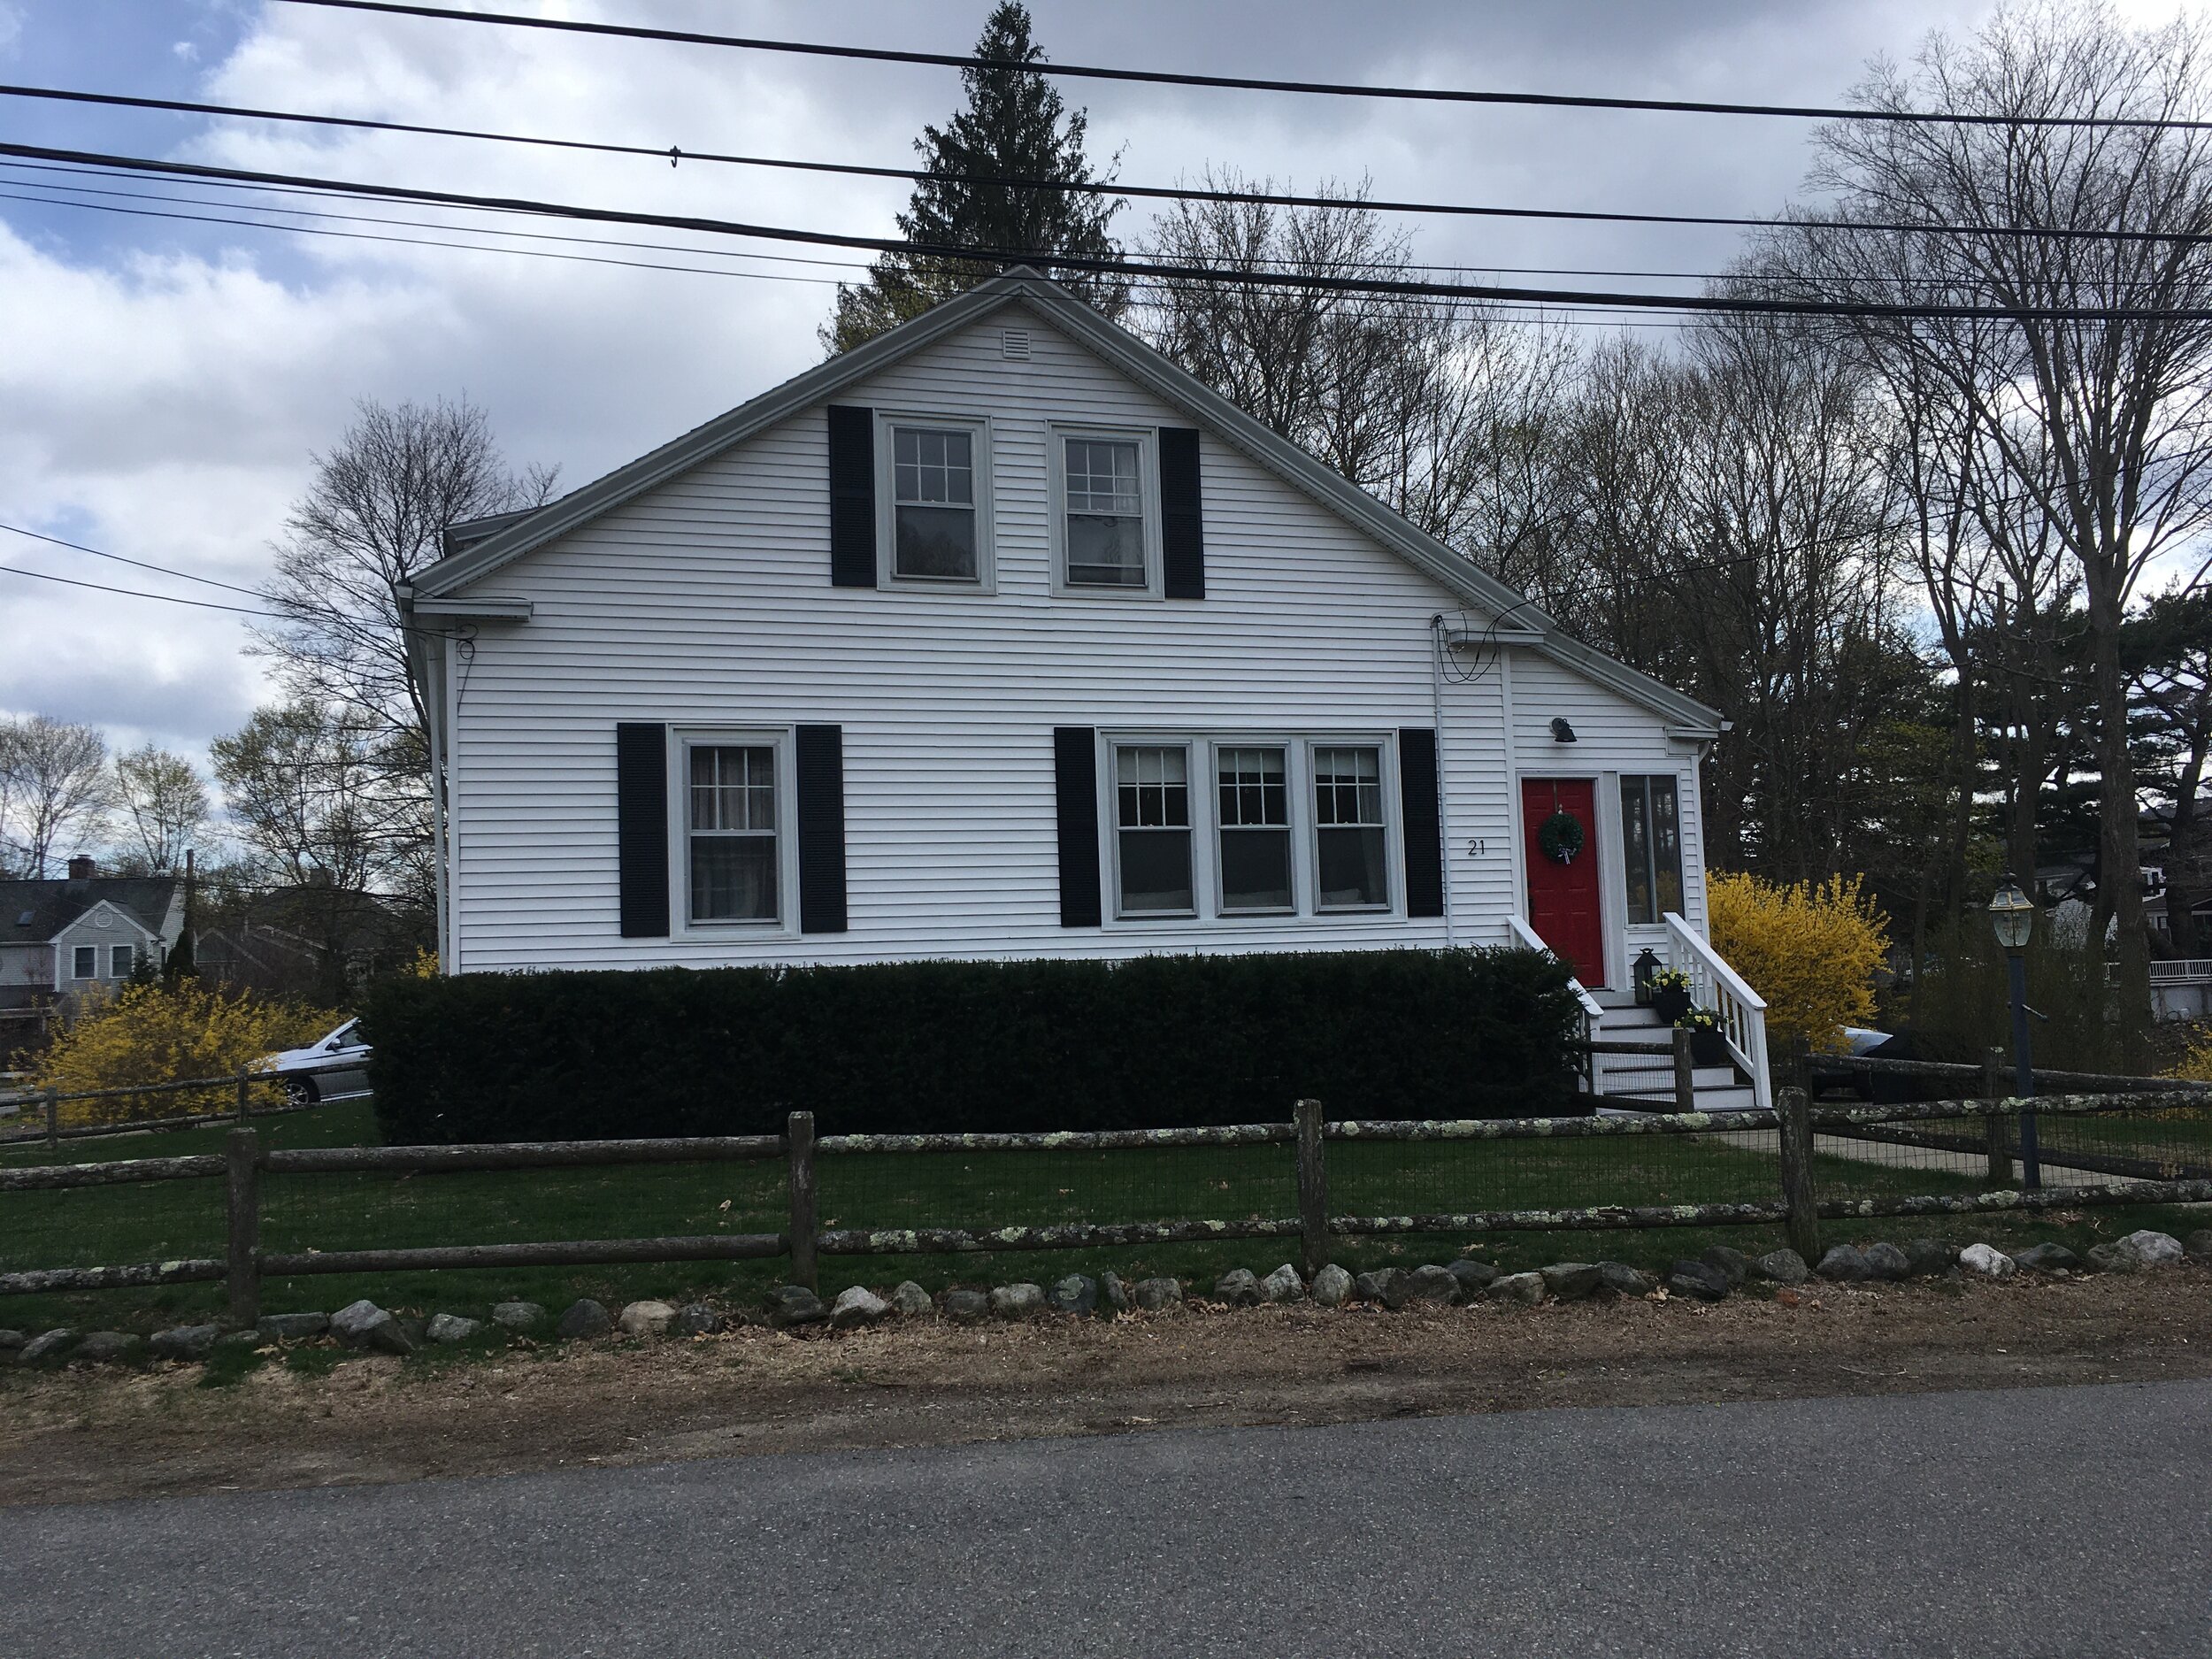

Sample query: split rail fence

[4,1084,2209,1323]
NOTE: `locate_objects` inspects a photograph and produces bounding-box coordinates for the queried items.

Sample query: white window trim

[1305,737,1400,915]
[1048,424,1164,600]
[1094,731,1405,929]
[1209,736,1299,918]
[874,411,995,593]
[666,726,802,938]
[110,944,134,977]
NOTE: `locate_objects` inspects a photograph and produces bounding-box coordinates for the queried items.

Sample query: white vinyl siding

[435,304,1701,972]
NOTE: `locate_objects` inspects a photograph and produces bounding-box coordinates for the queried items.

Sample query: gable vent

[999,327,1031,361]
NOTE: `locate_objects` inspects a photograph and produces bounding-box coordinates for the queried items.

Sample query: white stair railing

[1507,916,1606,1094]
[1663,911,1771,1112]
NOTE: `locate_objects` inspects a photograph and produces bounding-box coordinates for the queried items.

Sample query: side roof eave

[414,269,1724,737]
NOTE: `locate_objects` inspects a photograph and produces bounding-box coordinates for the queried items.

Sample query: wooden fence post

[785,1110,818,1293]
[1294,1099,1327,1279]
[43,1085,58,1150]
[235,1068,250,1124]
[1673,1026,1698,1113]
[226,1126,262,1327]
[1982,1047,2012,1187]
[1776,1085,1819,1264]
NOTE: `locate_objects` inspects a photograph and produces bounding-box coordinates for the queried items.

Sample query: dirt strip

[4,1269,2209,1509]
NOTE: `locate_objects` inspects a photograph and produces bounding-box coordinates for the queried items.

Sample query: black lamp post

[1987,873,2040,1189]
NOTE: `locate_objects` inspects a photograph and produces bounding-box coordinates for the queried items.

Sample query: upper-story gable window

[879,415,993,588]
[1053,426,1161,596]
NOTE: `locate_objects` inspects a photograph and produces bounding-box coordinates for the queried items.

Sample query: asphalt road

[5,1380,2208,1658]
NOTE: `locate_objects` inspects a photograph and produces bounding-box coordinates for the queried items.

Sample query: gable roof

[0,877,180,948]
[412,268,1724,736]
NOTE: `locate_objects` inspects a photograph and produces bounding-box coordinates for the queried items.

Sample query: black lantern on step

[1632,947,1660,1006]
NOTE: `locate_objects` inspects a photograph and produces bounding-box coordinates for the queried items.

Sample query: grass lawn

[3,1101,2203,1340]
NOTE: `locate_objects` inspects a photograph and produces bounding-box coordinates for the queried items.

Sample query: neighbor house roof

[0,877,179,947]
[411,267,1724,737]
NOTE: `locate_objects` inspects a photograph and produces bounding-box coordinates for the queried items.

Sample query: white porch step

[1587,1002,1758,1114]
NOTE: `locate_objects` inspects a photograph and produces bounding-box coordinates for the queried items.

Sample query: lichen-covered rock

[941,1288,991,1323]
[0,1329,25,1364]
[990,1282,1047,1318]
[764,1286,824,1327]
[1351,1269,1398,1307]
[426,1314,482,1345]
[1666,1261,1730,1302]
[1312,1264,1354,1307]
[490,1301,545,1330]
[1540,1263,1603,1302]
[19,1329,78,1365]
[1047,1275,1100,1316]
[1862,1242,1912,1282]
[74,1331,141,1365]
[1700,1246,1751,1289]
[2012,1242,2083,1274]
[1816,1245,1870,1283]
[1750,1249,1809,1286]
[1213,1269,1263,1308]
[829,1286,890,1331]
[1903,1239,1957,1278]
[332,1299,415,1354]
[1958,1243,2016,1279]
[618,1300,678,1339]
[1598,1261,1656,1297]
[1486,1271,1546,1306]
[1402,1264,1460,1305]
[2115,1229,2185,1269]
[1446,1260,1500,1300]
[257,1312,329,1342]
[149,1324,220,1363]
[1100,1271,1132,1314]
[673,1302,726,1335]
[2185,1229,2212,1260]
[887,1282,933,1318]
[1131,1277,1182,1312]
[1260,1264,1305,1303]
[552,1298,611,1340]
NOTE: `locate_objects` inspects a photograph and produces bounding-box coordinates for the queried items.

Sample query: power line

[0,520,268,597]
[0,559,284,617]
[4,139,2209,322]
[7,79,2210,248]
[274,0,2212,133]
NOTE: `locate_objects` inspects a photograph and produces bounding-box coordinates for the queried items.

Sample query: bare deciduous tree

[108,743,211,875]
[0,715,110,878]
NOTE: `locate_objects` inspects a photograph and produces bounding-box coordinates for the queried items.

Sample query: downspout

[1430,614,1456,949]
[399,582,452,974]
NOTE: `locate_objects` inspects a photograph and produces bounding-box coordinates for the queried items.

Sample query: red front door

[1522,777,1605,986]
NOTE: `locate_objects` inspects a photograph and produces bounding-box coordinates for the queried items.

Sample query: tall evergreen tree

[823,3,1125,354]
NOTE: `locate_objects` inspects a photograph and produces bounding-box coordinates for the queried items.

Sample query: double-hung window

[111,944,134,978]
[888,423,980,582]
[72,945,96,979]
[1064,435,1146,588]
[1312,745,1388,910]
[1114,744,1194,915]
[1216,746,1292,912]
[687,743,779,924]
[1621,774,1684,925]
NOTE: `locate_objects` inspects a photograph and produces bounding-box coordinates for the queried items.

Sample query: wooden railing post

[43,1085,58,1149]
[1672,1026,1698,1113]
[1776,1085,1818,1263]
[226,1126,262,1327]
[1788,1033,1814,1094]
[1982,1047,2012,1187]
[785,1110,818,1293]
[1294,1099,1327,1279]
[235,1068,250,1123]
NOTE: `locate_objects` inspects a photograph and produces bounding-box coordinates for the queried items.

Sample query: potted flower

[1648,966,1693,1025]
[1676,1005,1728,1066]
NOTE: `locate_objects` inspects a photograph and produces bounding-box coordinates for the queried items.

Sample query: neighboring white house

[404,271,1763,1104]
[0,861,185,1010]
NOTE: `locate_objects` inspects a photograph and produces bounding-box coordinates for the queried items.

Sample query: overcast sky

[0,0,2197,772]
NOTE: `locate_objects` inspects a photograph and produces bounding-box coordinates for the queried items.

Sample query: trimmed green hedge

[365,948,1584,1143]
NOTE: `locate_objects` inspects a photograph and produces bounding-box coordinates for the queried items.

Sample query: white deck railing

[1507,916,1606,1093]
[2150,959,2212,984]
[1663,911,1772,1112]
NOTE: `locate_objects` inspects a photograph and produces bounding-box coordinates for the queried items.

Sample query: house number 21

[1464,839,1488,856]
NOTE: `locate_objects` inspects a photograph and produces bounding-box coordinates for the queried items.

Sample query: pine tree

[823,3,1125,353]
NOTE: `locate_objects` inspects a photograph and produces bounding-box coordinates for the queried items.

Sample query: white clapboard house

[403,269,1768,1109]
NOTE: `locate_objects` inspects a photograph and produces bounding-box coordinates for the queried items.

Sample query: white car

[263,1018,373,1106]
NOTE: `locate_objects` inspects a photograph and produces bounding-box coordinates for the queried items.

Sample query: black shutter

[826,404,876,588]
[1053,726,1102,927]
[1159,426,1205,599]
[616,722,670,939]
[1399,727,1443,919]
[795,724,849,934]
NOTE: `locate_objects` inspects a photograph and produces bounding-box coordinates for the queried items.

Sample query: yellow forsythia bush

[34,981,342,1127]
[1706,872,1890,1053]
[2171,1025,2212,1085]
